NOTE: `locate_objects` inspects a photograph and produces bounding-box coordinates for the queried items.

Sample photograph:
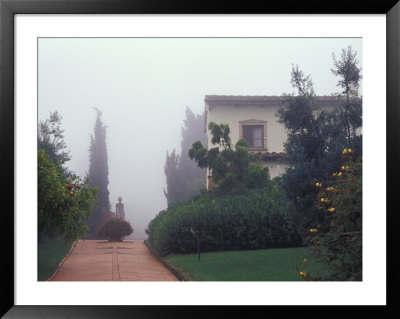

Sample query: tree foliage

[87,108,111,234]
[306,150,362,280]
[38,111,70,165]
[38,113,98,243]
[164,108,206,206]
[332,46,362,96]
[276,46,362,237]
[189,122,270,194]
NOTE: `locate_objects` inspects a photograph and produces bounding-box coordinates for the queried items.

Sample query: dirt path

[49,239,178,281]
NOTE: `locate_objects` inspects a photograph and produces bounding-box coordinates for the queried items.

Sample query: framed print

[1,0,399,317]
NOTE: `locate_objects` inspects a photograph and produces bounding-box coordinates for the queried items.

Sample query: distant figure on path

[116,196,125,220]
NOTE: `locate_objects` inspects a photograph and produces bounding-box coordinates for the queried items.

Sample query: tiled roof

[205,95,284,102]
[251,151,287,160]
[204,95,350,107]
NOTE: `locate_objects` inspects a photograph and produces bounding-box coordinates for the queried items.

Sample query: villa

[204,95,341,189]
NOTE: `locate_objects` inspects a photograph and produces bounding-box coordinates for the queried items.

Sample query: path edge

[144,240,191,281]
[46,240,78,281]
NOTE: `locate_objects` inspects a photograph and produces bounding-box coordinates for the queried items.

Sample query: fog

[38,38,362,239]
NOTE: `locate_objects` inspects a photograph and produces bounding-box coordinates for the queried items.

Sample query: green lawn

[166,247,329,281]
[38,236,73,281]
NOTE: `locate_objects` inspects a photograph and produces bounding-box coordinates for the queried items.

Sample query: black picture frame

[1,0,399,318]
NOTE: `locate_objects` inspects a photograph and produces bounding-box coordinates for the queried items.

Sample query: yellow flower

[338,172,342,177]
[342,148,352,154]
[303,258,308,264]
[327,207,335,213]
[299,271,307,277]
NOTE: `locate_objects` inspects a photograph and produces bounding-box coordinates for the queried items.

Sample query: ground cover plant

[38,235,73,281]
[166,247,328,281]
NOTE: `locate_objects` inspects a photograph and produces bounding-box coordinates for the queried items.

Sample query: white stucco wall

[261,161,290,179]
[206,103,287,153]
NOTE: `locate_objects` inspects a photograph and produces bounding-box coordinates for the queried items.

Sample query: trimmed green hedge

[146,185,301,256]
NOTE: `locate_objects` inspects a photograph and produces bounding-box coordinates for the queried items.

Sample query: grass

[38,236,73,281]
[166,247,329,281]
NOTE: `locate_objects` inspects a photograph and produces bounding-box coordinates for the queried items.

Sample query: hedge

[146,184,301,256]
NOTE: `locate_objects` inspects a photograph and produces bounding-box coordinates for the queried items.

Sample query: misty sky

[38,38,362,239]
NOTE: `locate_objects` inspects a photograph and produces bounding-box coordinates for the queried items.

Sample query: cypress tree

[164,107,206,206]
[87,108,110,234]
[177,108,206,200]
[163,149,180,206]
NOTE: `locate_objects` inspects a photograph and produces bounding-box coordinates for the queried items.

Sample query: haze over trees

[87,108,111,235]
[164,107,206,206]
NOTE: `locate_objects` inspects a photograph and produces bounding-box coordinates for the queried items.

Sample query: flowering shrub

[38,149,98,243]
[299,149,362,281]
[296,257,322,281]
[96,217,133,242]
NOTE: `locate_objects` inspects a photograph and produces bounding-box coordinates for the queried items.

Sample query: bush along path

[48,239,178,281]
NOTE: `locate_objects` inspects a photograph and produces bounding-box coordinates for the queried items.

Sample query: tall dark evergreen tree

[87,108,110,234]
[276,46,362,238]
[164,107,206,206]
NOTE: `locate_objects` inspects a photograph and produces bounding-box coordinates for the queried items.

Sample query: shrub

[146,184,301,256]
[96,217,134,242]
[38,149,98,243]
[303,149,362,280]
